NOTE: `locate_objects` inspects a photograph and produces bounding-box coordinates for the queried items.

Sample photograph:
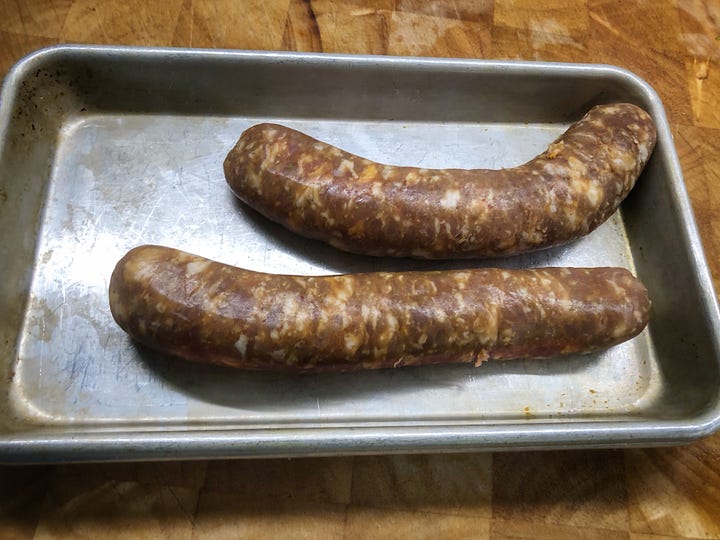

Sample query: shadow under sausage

[134,339,604,412]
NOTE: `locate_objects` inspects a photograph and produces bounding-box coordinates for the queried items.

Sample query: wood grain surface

[1,0,720,538]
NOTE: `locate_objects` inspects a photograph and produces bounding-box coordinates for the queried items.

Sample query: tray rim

[2,44,720,463]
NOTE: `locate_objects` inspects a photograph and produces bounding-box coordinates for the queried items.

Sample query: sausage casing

[224,103,656,259]
[109,245,651,372]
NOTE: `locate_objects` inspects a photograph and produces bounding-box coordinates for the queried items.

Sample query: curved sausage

[109,245,651,372]
[224,103,656,259]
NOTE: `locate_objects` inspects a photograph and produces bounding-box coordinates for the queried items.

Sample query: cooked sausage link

[224,103,656,259]
[109,245,651,372]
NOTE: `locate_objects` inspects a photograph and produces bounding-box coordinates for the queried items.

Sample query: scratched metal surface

[1,47,719,462]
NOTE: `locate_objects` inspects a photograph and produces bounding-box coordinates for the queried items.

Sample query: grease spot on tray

[27,297,59,342]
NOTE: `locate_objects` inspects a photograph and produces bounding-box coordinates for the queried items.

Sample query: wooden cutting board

[1,1,719,538]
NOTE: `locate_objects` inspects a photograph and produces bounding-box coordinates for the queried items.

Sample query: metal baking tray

[1,45,719,463]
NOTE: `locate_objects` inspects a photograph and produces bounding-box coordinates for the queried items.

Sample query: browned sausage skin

[224,103,656,259]
[109,245,651,372]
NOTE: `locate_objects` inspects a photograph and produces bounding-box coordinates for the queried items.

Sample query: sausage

[224,103,656,259]
[109,245,651,372]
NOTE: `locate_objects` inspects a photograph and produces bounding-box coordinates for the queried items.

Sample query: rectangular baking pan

[1,45,719,463]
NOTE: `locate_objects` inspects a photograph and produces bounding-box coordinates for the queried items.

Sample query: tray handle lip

[0,43,677,86]
[1,417,720,464]
[1,44,668,115]
[0,43,671,129]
